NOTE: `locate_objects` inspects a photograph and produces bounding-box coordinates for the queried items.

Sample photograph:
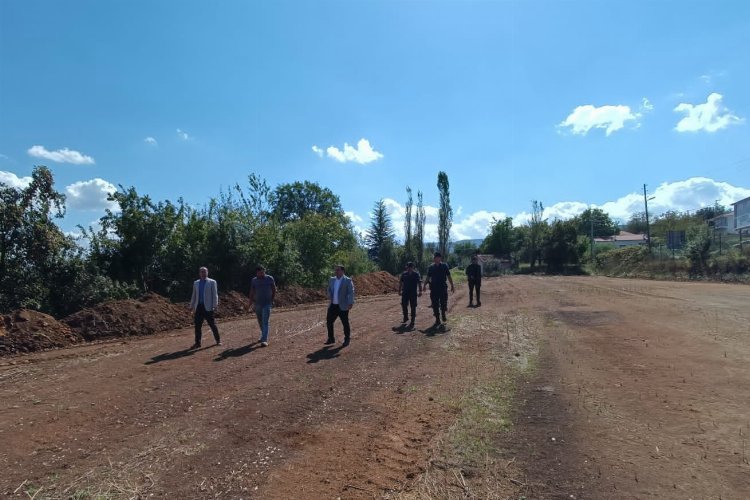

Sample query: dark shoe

[432,319,441,329]
[408,322,415,329]
[477,302,481,307]
[441,312,447,322]
[215,341,222,346]
[342,337,350,347]
[468,302,473,307]
[189,343,200,350]
[324,338,335,345]
[402,317,409,324]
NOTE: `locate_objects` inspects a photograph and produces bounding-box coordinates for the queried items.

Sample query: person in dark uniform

[398,261,422,328]
[425,252,455,327]
[465,254,482,307]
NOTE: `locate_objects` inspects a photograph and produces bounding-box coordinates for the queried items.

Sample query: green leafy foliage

[480,217,514,257]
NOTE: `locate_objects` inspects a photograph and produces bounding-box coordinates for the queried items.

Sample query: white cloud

[674,93,744,132]
[517,177,750,225]
[0,170,33,189]
[27,145,95,165]
[558,98,651,136]
[623,177,750,218]
[176,128,191,141]
[452,210,507,240]
[144,136,158,146]
[314,138,383,164]
[65,178,119,212]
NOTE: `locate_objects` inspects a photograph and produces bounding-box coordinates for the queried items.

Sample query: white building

[594,231,648,248]
[733,196,750,233]
[709,212,737,235]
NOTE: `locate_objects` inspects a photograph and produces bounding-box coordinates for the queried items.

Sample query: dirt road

[1,276,749,499]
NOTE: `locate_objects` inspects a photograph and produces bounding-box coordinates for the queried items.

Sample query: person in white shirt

[325,265,355,346]
[188,266,220,349]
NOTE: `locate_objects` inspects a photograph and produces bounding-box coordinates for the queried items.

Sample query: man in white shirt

[188,266,220,349]
[326,265,355,346]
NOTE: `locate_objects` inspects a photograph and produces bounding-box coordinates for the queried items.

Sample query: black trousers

[194,304,220,345]
[326,304,351,340]
[430,288,448,318]
[468,280,481,304]
[401,294,417,321]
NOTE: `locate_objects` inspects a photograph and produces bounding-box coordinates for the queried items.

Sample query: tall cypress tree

[437,171,452,258]
[414,191,426,271]
[403,186,414,263]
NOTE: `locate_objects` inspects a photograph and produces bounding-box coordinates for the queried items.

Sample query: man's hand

[348,303,354,310]
[451,286,455,294]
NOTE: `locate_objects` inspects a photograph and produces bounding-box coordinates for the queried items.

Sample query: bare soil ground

[1,276,749,499]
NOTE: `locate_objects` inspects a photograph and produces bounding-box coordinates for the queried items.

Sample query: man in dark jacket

[465,255,482,307]
[326,265,355,346]
[398,261,422,328]
[425,252,455,327]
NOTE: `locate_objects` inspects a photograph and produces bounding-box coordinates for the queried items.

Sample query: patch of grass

[390,309,544,499]
[448,374,517,463]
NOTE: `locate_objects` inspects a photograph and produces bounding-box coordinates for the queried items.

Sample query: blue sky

[1,0,749,241]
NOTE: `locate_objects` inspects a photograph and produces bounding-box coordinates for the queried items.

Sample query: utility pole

[644,184,652,254]
[590,208,595,261]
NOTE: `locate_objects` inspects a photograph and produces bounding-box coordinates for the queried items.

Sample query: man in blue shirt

[249,265,276,347]
[188,266,220,348]
[326,265,355,346]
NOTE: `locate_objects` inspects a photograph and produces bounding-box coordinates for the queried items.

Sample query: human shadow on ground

[214,342,260,361]
[391,323,415,334]
[420,324,450,337]
[306,345,345,364]
[145,346,211,365]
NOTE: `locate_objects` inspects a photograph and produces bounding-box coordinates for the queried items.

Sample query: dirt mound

[0,309,82,355]
[216,291,250,318]
[275,285,328,308]
[274,272,398,308]
[353,271,399,296]
[63,293,192,341]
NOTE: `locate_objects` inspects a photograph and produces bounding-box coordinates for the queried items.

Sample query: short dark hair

[433,252,442,258]
[256,265,265,271]
[406,261,415,268]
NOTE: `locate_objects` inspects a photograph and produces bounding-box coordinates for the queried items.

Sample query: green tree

[414,191,426,271]
[575,208,618,238]
[91,186,183,292]
[528,200,547,270]
[284,213,356,286]
[625,211,648,234]
[437,171,452,258]
[403,186,414,263]
[543,219,583,273]
[365,199,395,262]
[695,203,728,221]
[481,217,514,257]
[685,223,711,272]
[271,181,344,223]
[0,166,67,313]
[450,240,478,268]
